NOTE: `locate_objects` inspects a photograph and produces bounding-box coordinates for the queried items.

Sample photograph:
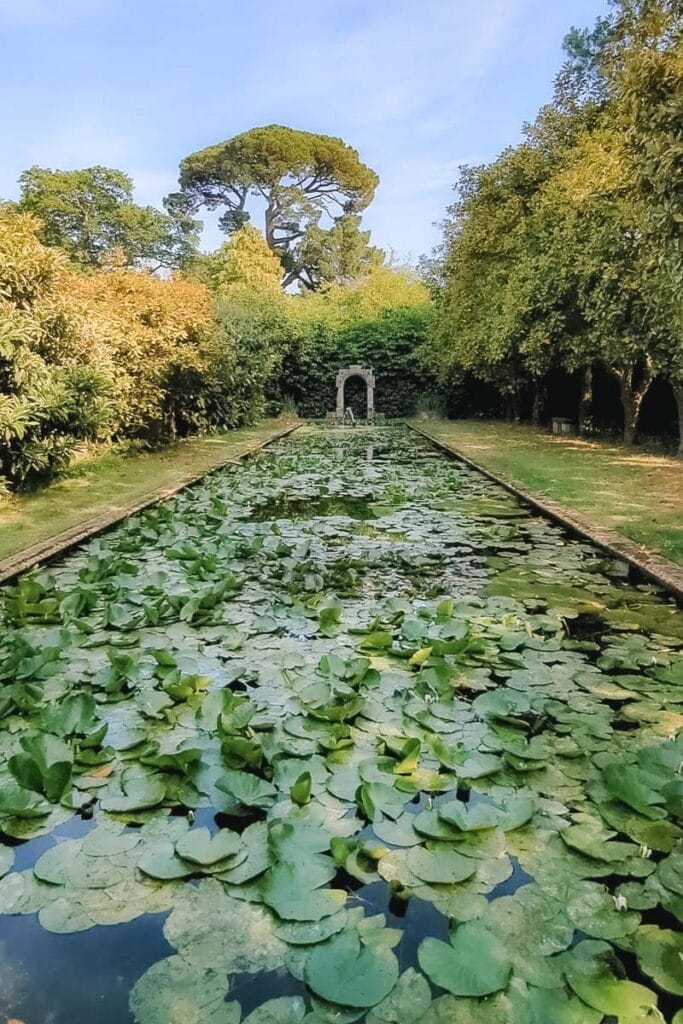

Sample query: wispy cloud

[0,0,609,258]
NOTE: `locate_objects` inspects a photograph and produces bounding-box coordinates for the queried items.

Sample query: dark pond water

[0,424,681,1024]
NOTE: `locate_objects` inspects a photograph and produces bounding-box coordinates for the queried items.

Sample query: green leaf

[438,800,500,832]
[418,922,512,997]
[366,967,431,1024]
[602,764,666,819]
[41,692,99,737]
[273,911,347,946]
[9,732,73,802]
[407,846,477,884]
[261,859,346,922]
[130,955,239,1024]
[241,998,306,1024]
[565,939,661,1020]
[304,927,400,1008]
[138,841,196,880]
[175,827,241,866]
[290,771,312,806]
[100,772,166,813]
[634,925,683,996]
[216,769,277,809]
[0,782,51,818]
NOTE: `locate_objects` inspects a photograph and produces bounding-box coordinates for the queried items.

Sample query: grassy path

[411,419,683,568]
[0,419,296,566]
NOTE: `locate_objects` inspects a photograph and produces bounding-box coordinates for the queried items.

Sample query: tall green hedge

[273,306,437,418]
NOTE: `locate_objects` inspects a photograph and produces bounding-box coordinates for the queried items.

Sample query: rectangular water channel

[0,424,681,1024]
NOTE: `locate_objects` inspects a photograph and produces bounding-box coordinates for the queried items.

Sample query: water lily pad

[242,997,306,1024]
[366,967,431,1024]
[138,841,196,880]
[130,954,238,1024]
[175,827,241,866]
[633,924,683,995]
[273,910,347,945]
[407,845,477,884]
[304,927,400,1008]
[418,921,512,997]
[564,939,660,1019]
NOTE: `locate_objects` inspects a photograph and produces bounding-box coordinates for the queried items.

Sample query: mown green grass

[412,419,683,567]
[0,420,294,562]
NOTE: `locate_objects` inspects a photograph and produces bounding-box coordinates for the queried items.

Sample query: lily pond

[1,424,683,1024]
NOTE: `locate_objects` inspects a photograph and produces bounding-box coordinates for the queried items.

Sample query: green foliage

[298,214,385,290]
[191,224,284,293]
[274,275,435,418]
[432,0,683,448]
[0,425,681,1018]
[19,165,199,269]
[174,125,379,288]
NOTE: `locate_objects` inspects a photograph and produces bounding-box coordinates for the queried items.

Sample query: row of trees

[431,0,682,451]
[1,126,433,489]
[13,126,385,292]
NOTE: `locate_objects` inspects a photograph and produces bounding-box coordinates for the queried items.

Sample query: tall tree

[172,125,379,289]
[19,165,200,270]
[296,215,384,290]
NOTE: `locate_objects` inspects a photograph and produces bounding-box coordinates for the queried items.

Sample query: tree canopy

[19,165,200,270]
[192,224,284,294]
[297,214,385,290]
[431,0,683,450]
[172,125,379,289]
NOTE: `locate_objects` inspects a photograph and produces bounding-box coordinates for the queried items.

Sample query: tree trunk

[505,396,514,423]
[615,362,652,446]
[511,390,521,423]
[621,383,638,445]
[531,379,542,428]
[673,384,683,458]
[578,366,592,434]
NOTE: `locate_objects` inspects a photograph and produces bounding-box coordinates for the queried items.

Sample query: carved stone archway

[335,365,375,420]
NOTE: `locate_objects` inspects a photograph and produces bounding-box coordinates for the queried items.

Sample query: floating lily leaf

[438,800,501,832]
[304,926,400,1008]
[418,922,512,997]
[261,859,345,921]
[130,954,239,1024]
[273,910,347,945]
[242,997,306,1024]
[164,879,286,973]
[564,881,641,939]
[633,925,683,996]
[0,845,14,878]
[564,939,660,1019]
[602,763,666,819]
[366,967,431,1024]
[138,841,196,880]
[175,827,241,866]
[407,845,477,884]
[100,772,166,813]
[216,770,277,809]
[41,693,99,738]
[357,781,405,822]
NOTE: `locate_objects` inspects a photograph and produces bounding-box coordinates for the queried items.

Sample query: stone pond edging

[407,421,683,603]
[0,422,301,586]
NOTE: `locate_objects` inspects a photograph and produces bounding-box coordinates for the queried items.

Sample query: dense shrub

[276,306,435,418]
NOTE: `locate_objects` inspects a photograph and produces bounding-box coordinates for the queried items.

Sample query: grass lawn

[412,418,683,567]
[0,419,294,563]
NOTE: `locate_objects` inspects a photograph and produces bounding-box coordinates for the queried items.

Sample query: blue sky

[0,0,609,262]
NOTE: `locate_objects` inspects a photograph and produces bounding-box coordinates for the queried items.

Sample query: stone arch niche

[335,365,375,420]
